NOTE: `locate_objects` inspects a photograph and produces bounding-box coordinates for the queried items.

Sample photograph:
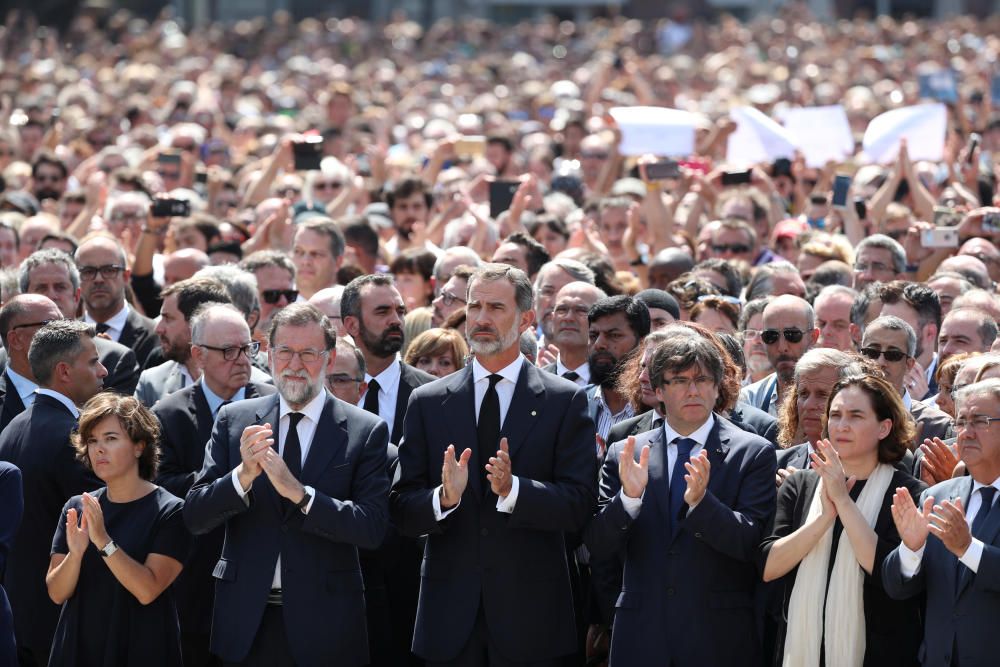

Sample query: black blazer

[0,461,21,667]
[0,394,101,663]
[391,363,435,445]
[184,393,389,667]
[762,468,925,666]
[0,371,26,433]
[608,401,779,450]
[390,362,598,663]
[116,307,161,370]
[0,338,139,397]
[584,416,776,667]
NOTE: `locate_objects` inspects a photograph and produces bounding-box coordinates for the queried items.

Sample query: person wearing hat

[634,289,680,331]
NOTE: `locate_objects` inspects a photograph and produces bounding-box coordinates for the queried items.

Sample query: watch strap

[100,540,118,558]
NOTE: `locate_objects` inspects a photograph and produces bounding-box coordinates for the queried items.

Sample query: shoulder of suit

[923,475,967,501]
[251,381,278,396]
[93,336,132,357]
[400,362,437,387]
[911,400,953,424]
[331,395,385,427]
[151,384,196,413]
[717,415,772,452]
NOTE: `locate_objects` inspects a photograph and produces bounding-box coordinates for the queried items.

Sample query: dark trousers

[223,605,294,667]
[182,631,221,667]
[16,644,45,667]
[426,605,567,667]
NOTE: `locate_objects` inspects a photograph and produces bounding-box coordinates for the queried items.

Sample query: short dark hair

[389,248,436,281]
[486,135,514,153]
[268,302,337,351]
[341,274,395,320]
[469,263,534,313]
[298,218,346,259]
[694,258,743,298]
[502,232,550,277]
[73,394,161,481]
[341,217,380,259]
[175,214,222,247]
[588,295,651,340]
[647,333,726,414]
[850,283,882,331]
[32,151,68,180]
[877,280,942,331]
[526,215,569,242]
[28,320,94,385]
[161,277,232,321]
[385,178,433,210]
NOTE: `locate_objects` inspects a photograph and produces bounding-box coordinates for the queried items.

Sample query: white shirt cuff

[619,488,643,519]
[496,476,519,513]
[432,485,460,520]
[960,538,985,574]
[301,485,316,514]
[231,468,250,502]
[898,542,926,578]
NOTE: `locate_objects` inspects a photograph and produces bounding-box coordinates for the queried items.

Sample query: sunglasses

[262,289,299,304]
[760,328,805,345]
[860,347,908,362]
[711,244,751,254]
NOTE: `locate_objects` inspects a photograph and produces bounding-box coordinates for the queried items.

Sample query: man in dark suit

[585,333,776,666]
[884,378,1000,666]
[540,282,606,387]
[0,295,63,430]
[184,303,388,667]
[75,235,160,368]
[0,460,21,667]
[153,303,276,667]
[341,274,435,445]
[391,263,597,666]
[17,248,141,394]
[0,320,107,667]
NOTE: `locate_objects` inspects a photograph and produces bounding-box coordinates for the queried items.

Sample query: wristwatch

[295,488,313,513]
[100,540,119,558]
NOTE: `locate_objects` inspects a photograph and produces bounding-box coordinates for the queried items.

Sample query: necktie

[283,412,305,479]
[216,399,232,418]
[562,371,580,383]
[477,374,503,493]
[95,322,111,335]
[958,486,996,592]
[668,438,696,539]
[362,378,381,416]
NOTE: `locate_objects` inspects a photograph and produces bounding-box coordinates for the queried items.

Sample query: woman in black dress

[45,394,189,667]
[761,374,925,667]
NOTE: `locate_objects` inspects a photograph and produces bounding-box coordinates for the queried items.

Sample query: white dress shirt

[555,358,590,387]
[433,355,525,520]
[230,390,326,588]
[898,476,1000,577]
[620,414,716,517]
[35,388,79,418]
[84,303,130,342]
[357,356,401,438]
[6,367,38,408]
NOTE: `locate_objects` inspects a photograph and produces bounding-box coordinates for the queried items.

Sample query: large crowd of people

[1,3,1000,666]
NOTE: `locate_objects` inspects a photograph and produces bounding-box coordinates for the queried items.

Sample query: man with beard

[184,303,389,666]
[740,294,819,417]
[391,263,597,666]
[342,274,436,445]
[385,178,436,256]
[586,295,651,448]
[30,152,68,204]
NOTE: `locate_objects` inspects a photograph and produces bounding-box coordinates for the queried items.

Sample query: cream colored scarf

[782,463,894,667]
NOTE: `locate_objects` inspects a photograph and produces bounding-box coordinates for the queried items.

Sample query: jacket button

[666,587,675,596]
[694,532,703,539]
[480,528,489,536]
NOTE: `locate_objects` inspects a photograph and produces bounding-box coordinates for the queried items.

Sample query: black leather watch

[294,488,312,512]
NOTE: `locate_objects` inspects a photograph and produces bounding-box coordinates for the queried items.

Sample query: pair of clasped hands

[440,441,514,509]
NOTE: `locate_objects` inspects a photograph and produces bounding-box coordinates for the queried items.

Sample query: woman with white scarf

[761,374,925,667]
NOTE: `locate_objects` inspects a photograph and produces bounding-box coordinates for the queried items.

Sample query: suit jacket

[0,461,22,667]
[390,362,598,663]
[116,307,161,370]
[390,363,435,445]
[0,395,101,662]
[0,337,140,397]
[911,399,953,444]
[0,371,26,433]
[607,411,658,448]
[135,360,272,408]
[778,442,917,477]
[183,393,389,667]
[884,476,1000,667]
[584,416,776,667]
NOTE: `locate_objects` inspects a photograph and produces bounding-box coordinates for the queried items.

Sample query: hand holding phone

[721,170,752,186]
[292,137,323,171]
[832,174,851,208]
[921,227,959,248]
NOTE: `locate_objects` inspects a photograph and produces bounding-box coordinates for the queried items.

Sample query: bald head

[938,255,992,291]
[959,238,1000,281]
[761,295,819,386]
[648,248,695,291]
[164,248,210,287]
[309,285,346,335]
[0,293,63,370]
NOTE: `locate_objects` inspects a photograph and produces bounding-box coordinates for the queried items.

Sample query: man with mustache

[30,152,68,204]
[184,303,389,666]
[342,274,436,446]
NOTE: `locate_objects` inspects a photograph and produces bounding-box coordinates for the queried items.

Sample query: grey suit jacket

[134,360,272,408]
[911,398,954,444]
[739,373,779,416]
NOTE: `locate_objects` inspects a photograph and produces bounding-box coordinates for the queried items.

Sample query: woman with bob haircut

[761,374,925,667]
[403,327,469,378]
[45,394,189,667]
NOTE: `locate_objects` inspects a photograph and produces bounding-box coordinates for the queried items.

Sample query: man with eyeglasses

[861,316,953,444]
[885,377,1000,666]
[327,337,368,404]
[852,234,906,290]
[543,282,607,387]
[430,265,473,328]
[75,236,160,368]
[707,218,757,266]
[152,303,275,666]
[958,237,1000,285]
[740,294,819,417]
[185,303,389,666]
[0,294,63,429]
[241,250,299,344]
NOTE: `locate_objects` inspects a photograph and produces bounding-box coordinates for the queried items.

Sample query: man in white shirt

[544,281,606,386]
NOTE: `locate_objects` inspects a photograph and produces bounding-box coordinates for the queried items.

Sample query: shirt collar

[366,356,401,386]
[473,354,524,386]
[972,476,1000,499]
[35,388,79,418]
[85,302,129,333]
[663,413,716,449]
[201,379,246,415]
[556,357,589,379]
[902,389,912,411]
[5,367,37,401]
[279,388,328,424]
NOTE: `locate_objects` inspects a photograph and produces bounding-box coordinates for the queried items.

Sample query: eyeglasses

[261,289,299,305]
[743,329,761,339]
[435,291,466,308]
[276,187,301,197]
[11,318,59,331]
[198,341,260,361]
[78,264,125,281]
[853,261,893,273]
[273,347,329,364]
[327,373,363,386]
[955,415,1000,431]
[553,304,590,317]
[711,244,751,254]
[760,328,805,345]
[661,375,715,390]
[860,347,909,362]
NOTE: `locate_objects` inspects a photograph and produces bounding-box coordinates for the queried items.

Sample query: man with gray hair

[0,320,107,665]
[392,262,597,666]
[853,233,906,290]
[533,258,595,347]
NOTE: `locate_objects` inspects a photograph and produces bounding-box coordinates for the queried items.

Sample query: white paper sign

[781,105,855,168]
[609,106,698,157]
[861,103,947,164]
[726,106,797,166]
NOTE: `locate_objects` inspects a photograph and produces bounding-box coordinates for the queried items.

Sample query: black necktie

[95,322,110,335]
[562,371,580,382]
[669,438,696,539]
[216,400,232,417]
[284,412,305,479]
[477,374,503,492]
[958,486,996,592]
[362,378,381,416]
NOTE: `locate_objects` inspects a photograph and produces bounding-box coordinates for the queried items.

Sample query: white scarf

[782,463,894,667]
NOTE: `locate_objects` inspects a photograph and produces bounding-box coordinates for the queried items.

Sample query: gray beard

[469,320,522,358]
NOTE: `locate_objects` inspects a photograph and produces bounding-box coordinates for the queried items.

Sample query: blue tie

[669,438,696,539]
[958,486,996,592]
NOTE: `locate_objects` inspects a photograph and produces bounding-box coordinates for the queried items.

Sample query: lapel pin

[531,410,537,416]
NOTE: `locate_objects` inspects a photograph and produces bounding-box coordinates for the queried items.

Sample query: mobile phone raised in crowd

[921,227,959,248]
[933,206,962,227]
[489,180,521,219]
[454,136,486,158]
[832,174,851,208]
[151,198,191,218]
[721,170,752,186]
[292,137,323,171]
[644,160,681,180]
[157,150,182,165]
